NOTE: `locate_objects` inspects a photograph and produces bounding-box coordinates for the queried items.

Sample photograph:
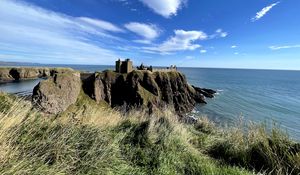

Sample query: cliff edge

[0,67,74,83]
[32,69,216,115]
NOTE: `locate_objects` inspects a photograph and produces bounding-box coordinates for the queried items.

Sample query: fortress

[115,59,177,73]
[115,59,133,73]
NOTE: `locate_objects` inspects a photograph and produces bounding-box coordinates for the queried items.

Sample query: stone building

[137,63,153,71]
[115,59,133,73]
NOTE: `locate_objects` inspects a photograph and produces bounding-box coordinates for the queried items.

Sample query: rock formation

[0,67,73,82]
[32,70,81,114]
[82,70,216,115]
[32,69,216,115]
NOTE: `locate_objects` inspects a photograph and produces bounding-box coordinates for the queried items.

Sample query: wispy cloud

[78,17,125,33]
[139,0,186,18]
[269,45,300,50]
[143,30,207,54]
[0,0,122,64]
[200,49,207,54]
[0,0,230,64]
[252,2,280,22]
[133,40,152,44]
[210,29,228,39]
[185,56,195,60]
[124,22,161,41]
[141,29,228,54]
[231,45,237,48]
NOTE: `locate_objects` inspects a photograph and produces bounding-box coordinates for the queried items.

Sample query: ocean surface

[1,64,300,140]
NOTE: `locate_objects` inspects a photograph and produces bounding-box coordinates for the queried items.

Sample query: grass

[0,93,299,175]
[202,121,300,174]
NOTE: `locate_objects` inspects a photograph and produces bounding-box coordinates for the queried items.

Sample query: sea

[1,64,300,140]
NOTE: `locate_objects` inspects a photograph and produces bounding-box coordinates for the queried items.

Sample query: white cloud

[231,45,237,48]
[0,0,120,64]
[200,49,207,53]
[234,52,239,55]
[78,17,124,32]
[210,29,228,39]
[185,56,195,59]
[139,0,185,18]
[252,2,280,22]
[143,30,207,54]
[269,45,300,50]
[124,22,160,40]
[133,40,152,44]
[216,29,228,37]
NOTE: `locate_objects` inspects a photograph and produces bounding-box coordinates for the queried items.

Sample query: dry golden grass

[0,92,298,175]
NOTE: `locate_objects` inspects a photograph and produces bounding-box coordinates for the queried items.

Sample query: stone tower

[115,59,133,73]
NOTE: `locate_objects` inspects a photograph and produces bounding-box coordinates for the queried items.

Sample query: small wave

[191,109,199,113]
[215,89,224,95]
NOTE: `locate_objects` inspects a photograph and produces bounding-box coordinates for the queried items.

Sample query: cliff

[32,70,81,114]
[82,70,215,114]
[0,67,74,82]
[32,69,216,115]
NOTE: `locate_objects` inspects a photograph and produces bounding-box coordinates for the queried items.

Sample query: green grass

[191,118,300,175]
[0,93,299,175]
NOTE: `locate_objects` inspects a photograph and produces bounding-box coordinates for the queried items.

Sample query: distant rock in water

[32,69,216,115]
[0,67,74,82]
[32,70,81,114]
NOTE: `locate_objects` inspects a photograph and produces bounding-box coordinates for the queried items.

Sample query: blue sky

[0,0,300,69]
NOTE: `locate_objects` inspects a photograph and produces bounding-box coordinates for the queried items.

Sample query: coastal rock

[82,70,215,115]
[32,70,81,114]
[192,86,217,98]
[0,67,74,82]
[0,68,11,81]
[32,69,215,115]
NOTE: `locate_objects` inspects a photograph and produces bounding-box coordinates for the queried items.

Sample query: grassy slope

[0,93,299,175]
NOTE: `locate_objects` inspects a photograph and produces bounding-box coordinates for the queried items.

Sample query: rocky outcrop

[32,69,215,115]
[82,70,216,115]
[0,67,74,82]
[32,70,81,114]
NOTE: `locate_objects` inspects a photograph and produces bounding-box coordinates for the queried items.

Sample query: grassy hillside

[0,92,299,175]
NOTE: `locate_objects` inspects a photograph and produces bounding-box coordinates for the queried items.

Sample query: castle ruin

[115,59,133,73]
[115,59,177,73]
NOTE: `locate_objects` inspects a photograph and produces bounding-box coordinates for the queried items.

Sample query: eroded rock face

[0,67,73,82]
[82,70,215,115]
[32,69,215,115]
[32,71,81,114]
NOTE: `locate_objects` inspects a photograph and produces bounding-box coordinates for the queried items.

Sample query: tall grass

[192,117,300,175]
[0,92,299,174]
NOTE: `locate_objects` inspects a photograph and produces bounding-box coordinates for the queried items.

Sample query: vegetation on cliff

[0,93,299,175]
[32,69,215,115]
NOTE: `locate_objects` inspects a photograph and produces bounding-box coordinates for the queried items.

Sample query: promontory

[31,69,216,115]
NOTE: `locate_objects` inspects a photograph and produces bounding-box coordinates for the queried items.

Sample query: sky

[0,0,300,69]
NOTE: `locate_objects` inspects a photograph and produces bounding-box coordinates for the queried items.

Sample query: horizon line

[1,61,300,72]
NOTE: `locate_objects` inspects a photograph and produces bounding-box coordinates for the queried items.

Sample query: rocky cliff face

[32,70,81,114]
[0,67,74,82]
[32,69,215,115]
[82,70,215,115]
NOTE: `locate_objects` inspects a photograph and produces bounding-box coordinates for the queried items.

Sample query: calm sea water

[1,64,300,140]
[181,68,300,141]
